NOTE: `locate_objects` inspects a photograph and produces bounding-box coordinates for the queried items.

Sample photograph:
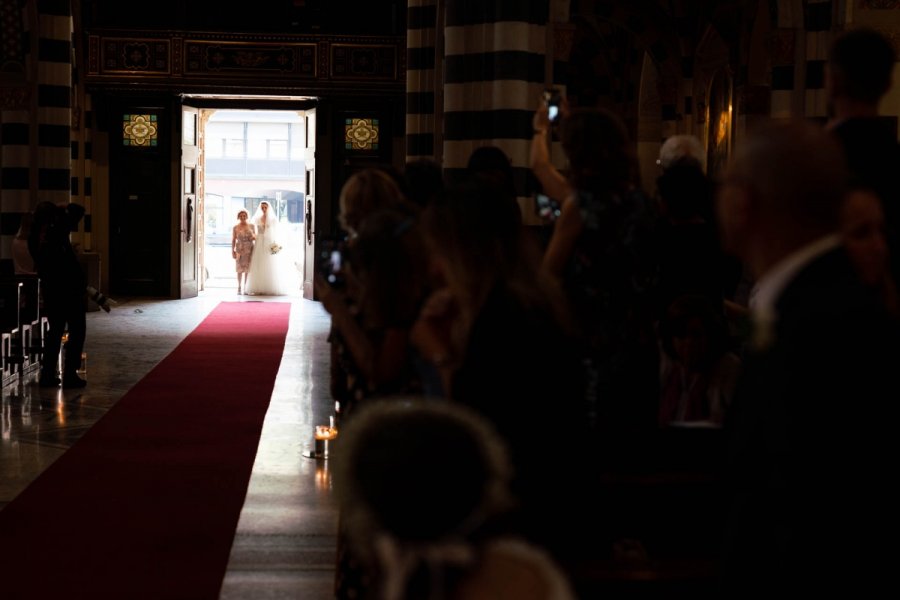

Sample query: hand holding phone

[543,88,562,123]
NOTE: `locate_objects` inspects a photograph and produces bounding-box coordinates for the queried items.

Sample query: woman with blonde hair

[338,167,415,238]
[324,168,421,412]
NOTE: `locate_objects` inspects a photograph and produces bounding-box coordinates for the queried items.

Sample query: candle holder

[303,422,338,459]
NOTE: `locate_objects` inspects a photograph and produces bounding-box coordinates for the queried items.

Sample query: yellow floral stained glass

[345,118,379,150]
[123,114,158,147]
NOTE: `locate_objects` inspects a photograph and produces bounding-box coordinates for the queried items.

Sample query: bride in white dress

[245,201,290,296]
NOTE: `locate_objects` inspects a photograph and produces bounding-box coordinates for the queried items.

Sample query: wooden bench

[1,331,17,388]
[1,280,23,387]
[17,275,46,380]
[1,276,47,386]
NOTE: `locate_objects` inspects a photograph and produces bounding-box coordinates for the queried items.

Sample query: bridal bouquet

[270,243,283,255]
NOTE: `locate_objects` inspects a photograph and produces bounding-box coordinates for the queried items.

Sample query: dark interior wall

[82,0,406,35]
[325,97,400,239]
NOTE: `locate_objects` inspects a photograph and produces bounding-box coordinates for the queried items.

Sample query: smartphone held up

[318,238,347,289]
[534,193,561,223]
[543,88,562,123]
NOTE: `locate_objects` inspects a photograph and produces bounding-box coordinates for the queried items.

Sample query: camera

[86,285,116,313]
[543,88,562,123]
[534,193,561,222]
[318,238,347,288]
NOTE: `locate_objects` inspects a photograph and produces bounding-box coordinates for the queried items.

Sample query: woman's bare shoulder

[454,539,576,600]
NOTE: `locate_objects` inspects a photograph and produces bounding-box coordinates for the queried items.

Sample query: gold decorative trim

[184,40,316,78]
[83,30,405,91]
[330,43,397,80]
[172,38,184,76]
[100,37,172,75]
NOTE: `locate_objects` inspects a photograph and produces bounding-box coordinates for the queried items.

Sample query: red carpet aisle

[0,301,291,599]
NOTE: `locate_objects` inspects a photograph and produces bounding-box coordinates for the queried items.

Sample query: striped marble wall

[0,0,72,272]
[0,0,31,269]
[406,0,439,162]
[68,96,93,252]
[768,0,835,121]
[440,0,553,223]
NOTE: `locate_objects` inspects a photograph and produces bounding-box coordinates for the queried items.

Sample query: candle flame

[315,425,338,440]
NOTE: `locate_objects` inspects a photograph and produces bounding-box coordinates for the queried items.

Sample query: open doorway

[198,107,313,295]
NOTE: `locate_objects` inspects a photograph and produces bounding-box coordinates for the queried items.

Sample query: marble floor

[0,287,340,599]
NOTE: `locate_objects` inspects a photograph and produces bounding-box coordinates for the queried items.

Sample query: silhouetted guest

[337,167,416,239]
[536,105,661,434]
[654,160,738,319]
[317,208,431,415]
[826,26,900,285]
[333,399,577,600]
[402,158,444,209]
[414,180,591,565]
[323,210,434,600]
[12,212,36,275]
[467,146,517,195]
[657,294,741,427]
[841,185,900,316]
[327,168,421,416]
[716,120,900,595]
[29,201,88,388]
[656,134,705,172]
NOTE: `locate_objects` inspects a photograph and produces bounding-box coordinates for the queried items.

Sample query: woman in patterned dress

[231,209,255,294]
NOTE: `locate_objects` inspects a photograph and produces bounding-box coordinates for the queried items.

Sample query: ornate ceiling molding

[85,29,405,95]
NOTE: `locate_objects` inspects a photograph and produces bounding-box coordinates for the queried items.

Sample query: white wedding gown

[245,221,290,296]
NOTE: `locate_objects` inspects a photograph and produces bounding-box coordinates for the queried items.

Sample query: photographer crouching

[28,201,100,388]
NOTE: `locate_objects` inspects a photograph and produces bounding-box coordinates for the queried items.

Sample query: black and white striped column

[406,0,439,161]
[803,0,833,121]
[1,0,72,269]
[35,0,72,207]
[442,0,552,223]
[0,0,31,268]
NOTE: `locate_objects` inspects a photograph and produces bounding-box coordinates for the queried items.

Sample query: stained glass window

[345,118,379,151]
[123,114,159,147]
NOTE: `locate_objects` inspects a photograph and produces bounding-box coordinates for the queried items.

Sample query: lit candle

[315,425,337,440]
[313,423,338,458]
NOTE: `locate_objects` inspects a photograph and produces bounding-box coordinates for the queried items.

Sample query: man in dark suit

[715,120,899,595]
[826,27,900,286]
[29,201,88,389]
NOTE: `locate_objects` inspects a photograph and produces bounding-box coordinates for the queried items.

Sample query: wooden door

[180,105,200,298]
[109,105,170,297]
[302,108,317,299]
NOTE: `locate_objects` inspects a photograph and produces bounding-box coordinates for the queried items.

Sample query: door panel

[303,108,316,299]
[111,166,168,296]
[180,105,200,298]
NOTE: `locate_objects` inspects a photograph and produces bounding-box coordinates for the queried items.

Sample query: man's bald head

[728,119,848,232]
[717,120,849,273]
